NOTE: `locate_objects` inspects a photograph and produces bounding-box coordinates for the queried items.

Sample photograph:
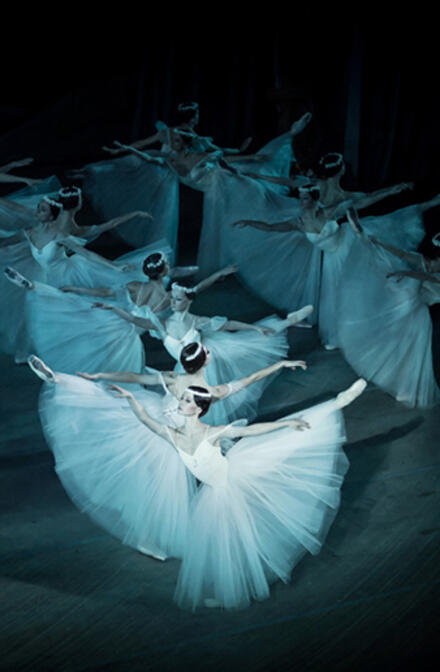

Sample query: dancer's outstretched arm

[386,270,440,284]
[92,303,158,330]
[109,142,166,165]
[74,211,153,238]
[61,285,116,297]
[108,384,172,440]
[77,370,163,385]
[192,265,238,294]
[169,265,199,279]
[218,417,311,439]
[336,182,414,214]
[232,218,301,232]
[0,157,34,173]
[60,240,129,272]
[212,360,307,400]
[0,172,42,187]
[221,320,275,336]
[419,194,440,213]
[102,131,162,155]
[368,236,424,269]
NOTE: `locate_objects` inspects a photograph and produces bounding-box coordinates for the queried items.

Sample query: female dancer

[0,198,152,359]
[336,208,440,407]
[92,281,313,422]
[28,353,366,610]
[3,260,237,376]
[77,341,307,425]
[234,186,435,348]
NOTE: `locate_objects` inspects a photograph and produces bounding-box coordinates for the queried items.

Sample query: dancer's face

[170,288,191,312]
[299,192,316,210]
[35,201,54,223]
[177,391,199,416]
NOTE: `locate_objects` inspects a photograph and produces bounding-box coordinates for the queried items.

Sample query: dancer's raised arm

[192,265,238,294]
[102,131,162,155]
[92,303,159,331]
[368,237,424,269]
[386,269,440,284]
[108,141,166,165]
[74,210,152,239]
[340,182,414,213]
[232,218,301,232]
[108,385,172,440]
[211,360,307,401]
[77,370,163,385]
[0,157,34,173]
[60,239,129,272]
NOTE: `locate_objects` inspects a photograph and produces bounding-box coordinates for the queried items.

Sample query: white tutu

[174,399,348,610]
[25,282,145,374]
[39,374,196,558]
[338,235,440,408]
[81,153,179,251]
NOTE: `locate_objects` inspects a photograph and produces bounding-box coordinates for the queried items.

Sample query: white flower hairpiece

[178,102,199,112]
[58,186,82,197]
[319,153,344,170]
[42,196,62,209]
[145,253,165,269]
[186,386,212,398]
[432,232,440,248]
[183,343,206,361]
[171,282,193,295]
[298,185,320,194]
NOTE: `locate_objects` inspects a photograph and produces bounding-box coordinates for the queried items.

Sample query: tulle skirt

[337,236,440,408]
[175,399,348,610]
[81,153,179,251]
[25,282,145,374]
[39,374,196,558]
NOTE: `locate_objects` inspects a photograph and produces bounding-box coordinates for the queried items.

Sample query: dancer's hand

[24,178,44,187]
[386,271,405,282]
[91,302,113,310]
[10,157,34,169]
[60,286,76,293]
[346,206,363,234]
[107,383,133,398]
[219,264,238,278]
[119,263,137,273]
[76,372,101,380]
[283,360,307,371]
[257,326,276,336]
[102,142,125,155]
[232,220,250,228]
[394,182,414,194]
[290,112,312,135]
[239,137,252,152]
[133,210,153,219]
[288,417,311,431]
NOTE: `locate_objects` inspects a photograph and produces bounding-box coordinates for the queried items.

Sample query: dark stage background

[0,20,439,671]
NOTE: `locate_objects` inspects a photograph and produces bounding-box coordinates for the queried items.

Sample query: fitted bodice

[305,220,342,252]
[176,439,229,487]
[163,325,202,360]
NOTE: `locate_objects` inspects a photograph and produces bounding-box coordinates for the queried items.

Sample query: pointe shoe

[27,355,57,383]
[136,545,168,562]
[334,379,367,409]
[4,267,34,290]
[204,598,222,608]
[287,305,314,326]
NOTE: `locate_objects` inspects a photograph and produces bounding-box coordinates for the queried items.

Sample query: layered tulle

[174,399,348,610]
[81,153,179,251]
[39,374,196,558]
[25,282,145,374]
[338,236,440,407]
